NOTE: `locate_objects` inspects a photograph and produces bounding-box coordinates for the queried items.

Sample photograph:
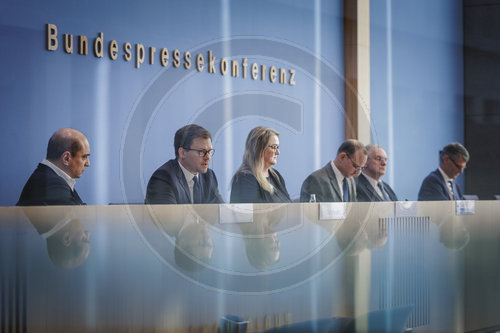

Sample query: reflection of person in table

[424,204,471,251]
[147,205,216,272]
[336,218,388,256]
[22,207,90,269]
[174,218,214,272]
[439,217,469,251]
[238,205,286,270]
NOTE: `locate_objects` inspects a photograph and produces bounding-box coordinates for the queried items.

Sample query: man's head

[175,124,213,174]
[439,142,469,179]
[174,221,213,272]
[46,128,90,178]
[363,144,388,181]
[334,139,367,178]
[46,218,91,269]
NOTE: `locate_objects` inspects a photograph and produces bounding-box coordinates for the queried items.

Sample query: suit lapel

[174,162,192,202]
[324,164,342,201]
[454,181,463,200]
[41,164,85,205]
[384,181,398,201]
[362,174,383,201]
[72,189,84,205]
[435,169,451,200]
[381,181,392,201]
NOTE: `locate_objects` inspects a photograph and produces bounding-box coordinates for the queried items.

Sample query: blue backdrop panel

[370,0,464,200]
[0,0,345,205]
[0,0,464,205]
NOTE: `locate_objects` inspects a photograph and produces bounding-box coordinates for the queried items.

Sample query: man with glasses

[145,124,223,204]
[300,139,367,202]
[418,142,469,201]
[356,144,398,202]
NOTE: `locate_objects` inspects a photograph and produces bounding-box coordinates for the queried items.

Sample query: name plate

[319,202,346,220]
[395,201,418,218]
[219,204,254,224]
[456,200,475,215]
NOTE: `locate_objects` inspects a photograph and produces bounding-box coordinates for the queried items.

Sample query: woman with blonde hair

[230,126,291,203]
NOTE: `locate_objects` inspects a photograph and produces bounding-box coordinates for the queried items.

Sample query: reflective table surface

[1,201,499,332]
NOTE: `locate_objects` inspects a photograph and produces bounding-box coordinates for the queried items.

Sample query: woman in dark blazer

[230,126,291,203]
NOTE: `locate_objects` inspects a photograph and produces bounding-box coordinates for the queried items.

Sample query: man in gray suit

[300,139,367,202]
[356,144,398,202]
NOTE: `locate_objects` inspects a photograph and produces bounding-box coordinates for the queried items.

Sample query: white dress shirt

[362,172,385,199]
[438,167,454,200]
[41,159,76,191]
[178,161,198,203]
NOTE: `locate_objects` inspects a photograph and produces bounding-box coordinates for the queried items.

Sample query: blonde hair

[236,126,280,193]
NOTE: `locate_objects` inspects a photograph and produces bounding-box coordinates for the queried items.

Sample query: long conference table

[1,201,499,333]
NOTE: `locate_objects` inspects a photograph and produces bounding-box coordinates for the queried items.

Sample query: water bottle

[309,194,316,203]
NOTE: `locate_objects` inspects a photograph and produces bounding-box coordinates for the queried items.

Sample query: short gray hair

[440,142,470,163]
[365,144,382,155]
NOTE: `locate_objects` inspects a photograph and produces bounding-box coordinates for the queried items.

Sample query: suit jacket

[356,173,398,202]
[145,159,223,204]
[418,169,463,201]
[300,163,357,202]
[17,164,84,206]
[230,169,291,204]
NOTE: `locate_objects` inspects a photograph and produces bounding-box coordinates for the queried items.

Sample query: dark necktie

[377,182,391,201]
[193,176,202,204]
[449,180,458,200]
[342,178,349,202]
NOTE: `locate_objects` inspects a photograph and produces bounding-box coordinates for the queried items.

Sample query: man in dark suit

[145,124,223,204]
[300,139,367,202]
[17,128,91,206]
[418,142,469,201]
[356,144,398,202]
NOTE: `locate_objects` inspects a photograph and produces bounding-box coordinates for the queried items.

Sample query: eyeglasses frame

[183,147,215,157]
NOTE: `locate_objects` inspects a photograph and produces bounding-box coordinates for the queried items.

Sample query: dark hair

[440,142,470,163]
[46,130,83,160]
[174,124,212,159]
[336,139,367,157]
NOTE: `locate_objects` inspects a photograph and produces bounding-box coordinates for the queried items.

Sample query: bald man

[17,128,91,206]
[300,139,367,202]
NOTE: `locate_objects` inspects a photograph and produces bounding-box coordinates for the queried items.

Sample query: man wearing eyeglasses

[145,124,223,204]
[300,139,367,202]
[356,144,398,202]
[418,142,469,201]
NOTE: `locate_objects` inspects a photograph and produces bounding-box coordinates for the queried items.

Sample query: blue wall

[370,0,464,200]
[0,0,464,205]
[0,0,345,205]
